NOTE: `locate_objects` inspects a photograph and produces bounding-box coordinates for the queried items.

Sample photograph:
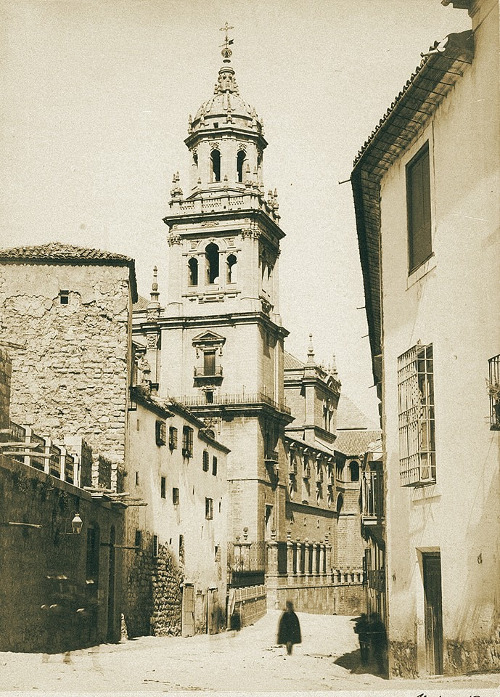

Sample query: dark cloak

[277,610,302,645]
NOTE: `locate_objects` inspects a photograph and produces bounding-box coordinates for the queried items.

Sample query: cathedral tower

[137,28,292,562]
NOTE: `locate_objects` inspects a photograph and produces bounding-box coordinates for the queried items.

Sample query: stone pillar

[312,543,319,576]
[266,531,279,610]
[326,543,333,578]
[304,541,310,576]
[287,540,294,576]
[319,544,325,577]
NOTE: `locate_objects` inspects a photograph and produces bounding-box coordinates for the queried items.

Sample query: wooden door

[423,553,443,674]
[182,584,195,637]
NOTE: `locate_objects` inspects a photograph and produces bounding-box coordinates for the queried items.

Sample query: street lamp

[66,512,83,535]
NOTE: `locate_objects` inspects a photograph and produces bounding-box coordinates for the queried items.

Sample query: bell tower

[140,28,293,566]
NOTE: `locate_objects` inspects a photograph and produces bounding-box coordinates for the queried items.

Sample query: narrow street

[1,611,499,694]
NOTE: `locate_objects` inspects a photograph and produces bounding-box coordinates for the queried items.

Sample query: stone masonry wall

[124,535,182,638]
[0,263,132,488]
[0,455,124,652]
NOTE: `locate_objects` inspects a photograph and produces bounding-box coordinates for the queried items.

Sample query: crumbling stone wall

[389,641,418,678]
[446,638,500,675]
[124,535,182,638]
[0,263,132,489]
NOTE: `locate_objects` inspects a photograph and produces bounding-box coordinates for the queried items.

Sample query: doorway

[422,552,443,674]
[182,583,195,637]
[107,525,116,642]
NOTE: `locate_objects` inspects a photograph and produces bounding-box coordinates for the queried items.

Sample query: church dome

[189,62,264,136]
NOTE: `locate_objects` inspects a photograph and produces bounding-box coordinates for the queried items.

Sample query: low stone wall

[273,582,365,615]
[231,585,267,627]
[446,638,500,675]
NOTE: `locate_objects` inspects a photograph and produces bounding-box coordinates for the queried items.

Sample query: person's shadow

[334,648,387,678]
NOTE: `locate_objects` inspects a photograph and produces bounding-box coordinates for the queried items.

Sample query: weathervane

[220,22,234,63]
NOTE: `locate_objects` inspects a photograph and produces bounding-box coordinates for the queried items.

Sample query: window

[204,350,216,376]
[156,420,167,446]
[160,476,166,498]
[488,354,500,430]
[205,390,214,404]
[237,150,246,182]
[152,535,158,557]
[169,426,178,449]
[182,426,193,458]
[205,497,213,520]
[212,456,218,476]
[135,472,139,486]
[205,243,219,284]
[188,257,198,286]
[349,461,359,482]
[202,450,209,472]
[59,290,69,305]
[210,149,221,182]
[398,342,436,486]
[227,254,237,283]
[172,488,179,505]
[289,473,297,500]
[407,142,432,273]
[134,530,142,548]
[316,481,323,503]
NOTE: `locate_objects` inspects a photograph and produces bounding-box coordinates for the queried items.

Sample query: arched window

[336,493,344,514]
[211,149,221,182]
[205,243,219,284]
[188,257,198,286]
[227,254,237,283]
[349,461,360,482]
[237,150,246,182]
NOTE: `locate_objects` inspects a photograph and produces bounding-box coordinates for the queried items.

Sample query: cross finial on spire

[220,22,234,63]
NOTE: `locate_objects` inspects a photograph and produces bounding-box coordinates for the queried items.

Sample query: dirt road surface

[1,611,499,695]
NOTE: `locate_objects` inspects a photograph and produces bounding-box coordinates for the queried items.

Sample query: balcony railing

[177,391,291,415]
[194,366,223,377]
[361,470,384,521]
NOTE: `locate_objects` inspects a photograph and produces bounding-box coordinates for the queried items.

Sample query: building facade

[124,380,229,637]
[352,0,499,676]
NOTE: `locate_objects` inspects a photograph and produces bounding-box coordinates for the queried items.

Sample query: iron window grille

[488,354,500,430]
[155,420,167,446]
[172,488,179,505]
[182,426,193,458]
[202,450,209,472]
[169,426,178,449]
[398,342,436,486]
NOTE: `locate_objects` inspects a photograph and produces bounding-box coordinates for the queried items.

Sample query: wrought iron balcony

[194,365,223,378]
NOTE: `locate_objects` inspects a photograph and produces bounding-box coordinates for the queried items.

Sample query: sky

[0,0,470,422]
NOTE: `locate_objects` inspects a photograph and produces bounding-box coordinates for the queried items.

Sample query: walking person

[353,613,370,665]
[369,613,387,674]
[277,600,301,655]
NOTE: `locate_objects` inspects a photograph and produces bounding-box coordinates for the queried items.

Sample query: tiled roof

[284,351,305,371]
[0,242,138,302]
[335,430,380,457]
[133,295,150,311]
[0,242,134,263]
[351,32,473,385]
[336,394,378,431]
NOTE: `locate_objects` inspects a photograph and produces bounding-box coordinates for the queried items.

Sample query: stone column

[312,543,319,576]
[266,531,279,610]
[319,544,325,578]
[287,540,294,576]
[304,541,311,576]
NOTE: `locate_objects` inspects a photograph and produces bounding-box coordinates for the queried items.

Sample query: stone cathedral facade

[133,36,367,619]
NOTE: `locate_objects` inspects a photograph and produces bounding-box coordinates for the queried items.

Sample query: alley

[1,611,499,694]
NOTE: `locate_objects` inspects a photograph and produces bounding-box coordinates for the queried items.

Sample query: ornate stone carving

[146,333,159,350]
[201,221,219,228]
[168,233,181,246]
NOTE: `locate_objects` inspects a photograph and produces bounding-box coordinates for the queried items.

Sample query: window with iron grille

[172,488,179,505]
[205,497,213,520]
[398,343,436,486]
[152,534,158,557]
[212,456,218,476]
[160,476,166,498]
[202,450,209,471]
[488,354,500,430]
[155,420,167,446]
[169,426,178,449]
[182,426,193,458]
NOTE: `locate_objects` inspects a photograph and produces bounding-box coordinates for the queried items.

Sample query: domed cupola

[184,25,268,195]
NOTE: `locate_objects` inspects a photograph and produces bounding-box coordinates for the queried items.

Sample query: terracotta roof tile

[335,430,380,457]
[0,242,133,263]
[284,351,305,371]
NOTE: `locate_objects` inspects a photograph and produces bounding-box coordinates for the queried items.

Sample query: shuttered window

[407,143,432,273]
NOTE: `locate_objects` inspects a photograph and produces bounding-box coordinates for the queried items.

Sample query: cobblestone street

[1,611,499,695]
